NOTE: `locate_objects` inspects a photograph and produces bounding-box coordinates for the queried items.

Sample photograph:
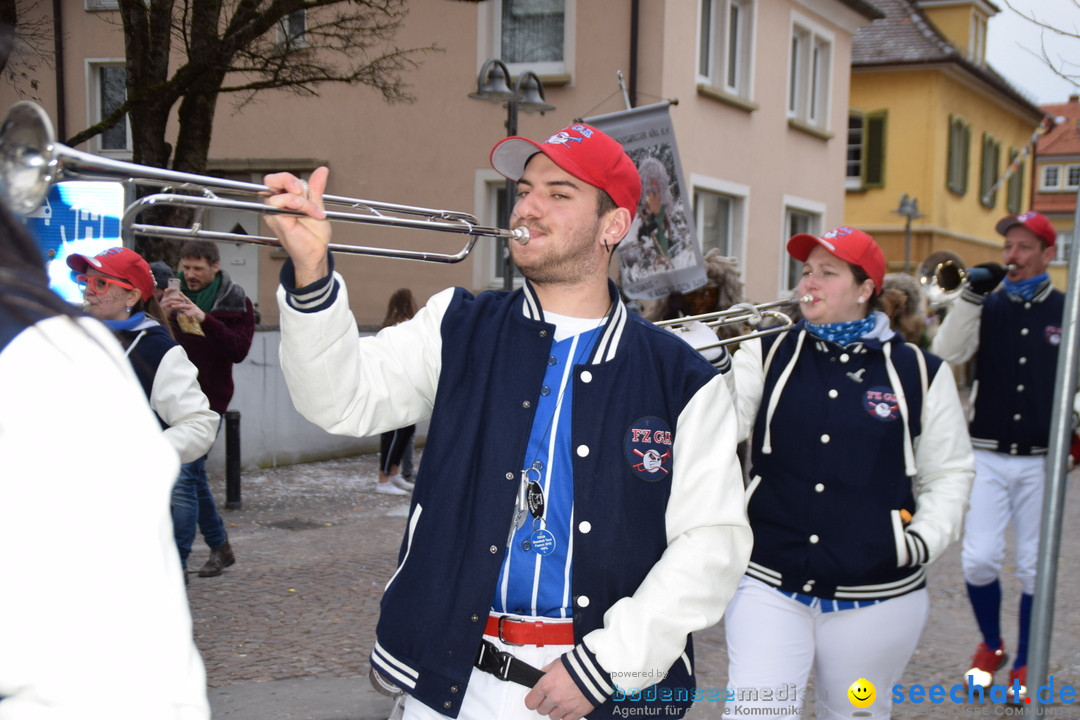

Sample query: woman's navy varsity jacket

[277,267,752,719]
[732,316,973,602]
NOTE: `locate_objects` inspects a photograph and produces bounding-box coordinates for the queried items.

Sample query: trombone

[0,101,529,263]
[655,296,807,350]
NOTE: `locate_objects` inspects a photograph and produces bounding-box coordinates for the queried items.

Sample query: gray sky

[985,0,1079,107]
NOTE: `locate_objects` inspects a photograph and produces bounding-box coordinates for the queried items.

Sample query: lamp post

[470,58,555,290]
[893,193,925,274]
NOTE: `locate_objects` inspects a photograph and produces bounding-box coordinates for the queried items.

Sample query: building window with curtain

[694,188,735,258]
[485,0,572,78]
[90,62,130,154]
[784,207,819,291]
[788,18,831,129]
[947,115,970,195]
[698,0,754,99]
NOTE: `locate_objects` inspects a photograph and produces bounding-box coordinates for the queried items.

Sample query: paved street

[189,453,1080,720]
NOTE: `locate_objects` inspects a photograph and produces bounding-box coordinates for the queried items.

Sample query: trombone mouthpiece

[798,294,813,304]
[511,227,530,245]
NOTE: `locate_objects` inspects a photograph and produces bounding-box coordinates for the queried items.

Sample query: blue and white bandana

[1004,273,1049,301]
[805,314,876,347]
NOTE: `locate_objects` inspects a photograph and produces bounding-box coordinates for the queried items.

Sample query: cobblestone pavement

[189,454,1080,719]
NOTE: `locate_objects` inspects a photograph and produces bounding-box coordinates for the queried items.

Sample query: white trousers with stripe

[961,450,1045,594]
[724,576,928,720]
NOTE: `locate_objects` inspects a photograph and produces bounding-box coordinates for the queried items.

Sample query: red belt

[484,615,574,647]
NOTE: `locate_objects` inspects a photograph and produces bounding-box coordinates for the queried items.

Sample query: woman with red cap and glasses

[722,227,974,719]
[67,247,218,573]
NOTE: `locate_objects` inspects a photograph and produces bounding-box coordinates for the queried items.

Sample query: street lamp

[470,58,556,290]
[894,193,925,274]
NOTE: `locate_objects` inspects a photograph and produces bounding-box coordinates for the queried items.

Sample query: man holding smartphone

[159,241,255,580]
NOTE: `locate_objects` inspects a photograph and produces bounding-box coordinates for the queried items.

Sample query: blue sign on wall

[21,181,126,304]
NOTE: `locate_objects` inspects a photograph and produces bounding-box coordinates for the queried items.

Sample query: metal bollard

[225,409,242,509]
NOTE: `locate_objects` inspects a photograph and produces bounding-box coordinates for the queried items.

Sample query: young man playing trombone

[260,124,750,720]
[931,210,1065,701]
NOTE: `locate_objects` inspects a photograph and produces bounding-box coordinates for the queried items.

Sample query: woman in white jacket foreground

[723,226,974,720]
[0,206,208,718]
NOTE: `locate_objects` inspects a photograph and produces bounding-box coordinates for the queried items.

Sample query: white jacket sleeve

[0,316,208,719]
[930,296,982,365]
[730,339,765,443]
[906,360,975,565]
[151,345,219,463]
[277,277,447,437]
[577,373,752,692]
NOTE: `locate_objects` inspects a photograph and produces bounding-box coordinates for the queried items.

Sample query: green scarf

[181,272,222,313]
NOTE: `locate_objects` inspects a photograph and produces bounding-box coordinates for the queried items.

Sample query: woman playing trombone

[723,226,974,719]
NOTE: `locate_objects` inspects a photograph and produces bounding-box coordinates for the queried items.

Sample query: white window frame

[86,59,132,158]
[1066,164,1080,190]
[278,9,307,48]
[1053,228,1072,265]
[696,0,755,99]
[787,13,832,129]
[969,13,986,64]
[690,173,748,274]
[1041,164,1061,191]
[780,195,825,296]
[478,0,576,79]
[474,170,520,290]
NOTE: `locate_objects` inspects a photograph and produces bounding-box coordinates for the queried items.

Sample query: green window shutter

[864,111,886,188]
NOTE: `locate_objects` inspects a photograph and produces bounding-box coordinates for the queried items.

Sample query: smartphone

[167,277,181,294]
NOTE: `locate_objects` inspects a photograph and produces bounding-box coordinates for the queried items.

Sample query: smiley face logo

[848,678,876,709]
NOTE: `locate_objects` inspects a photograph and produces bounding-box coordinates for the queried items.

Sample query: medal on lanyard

[508,463,541,548]
[521,464,555,556]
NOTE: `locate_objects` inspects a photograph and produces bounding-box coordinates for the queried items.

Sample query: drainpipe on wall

[629,0,638,109]
[51,0,65,140]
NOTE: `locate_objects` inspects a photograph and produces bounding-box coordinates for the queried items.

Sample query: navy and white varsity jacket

[733,314,973,602]
[932,280,1067,455]
[277,265,751,719]
[115,318,218,464]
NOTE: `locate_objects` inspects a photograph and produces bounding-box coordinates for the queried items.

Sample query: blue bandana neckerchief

[806,314,876,347]
[1003,273,1048,301]
[103,312,147,332]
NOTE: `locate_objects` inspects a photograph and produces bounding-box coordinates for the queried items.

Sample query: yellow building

[846,0,1046,280]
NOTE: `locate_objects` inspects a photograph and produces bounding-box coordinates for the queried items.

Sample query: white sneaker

[375,481,409,496]
[388,474,415,491]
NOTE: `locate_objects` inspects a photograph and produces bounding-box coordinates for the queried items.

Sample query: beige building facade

[3,0,880,326]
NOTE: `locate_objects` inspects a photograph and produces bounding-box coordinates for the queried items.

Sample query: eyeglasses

[75,274,136,295]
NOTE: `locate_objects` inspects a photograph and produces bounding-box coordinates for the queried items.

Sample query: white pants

[961,450,1046,594]
[402,637,573,720]
[724,577,929,720]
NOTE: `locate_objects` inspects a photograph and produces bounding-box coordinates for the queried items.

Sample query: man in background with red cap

[932,210,1064,701]
[260,124,751,720]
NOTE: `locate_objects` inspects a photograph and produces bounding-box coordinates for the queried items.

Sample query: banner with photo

[586,102,707,300]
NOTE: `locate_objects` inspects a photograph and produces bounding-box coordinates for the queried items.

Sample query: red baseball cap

[490,123,642,221]
[787,226,886,293]
[66,247,156,301]
[995,211,1056,247]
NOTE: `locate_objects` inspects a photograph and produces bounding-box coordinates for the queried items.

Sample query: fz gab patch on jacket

[864,387,900,422]
[625,416,673,481]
